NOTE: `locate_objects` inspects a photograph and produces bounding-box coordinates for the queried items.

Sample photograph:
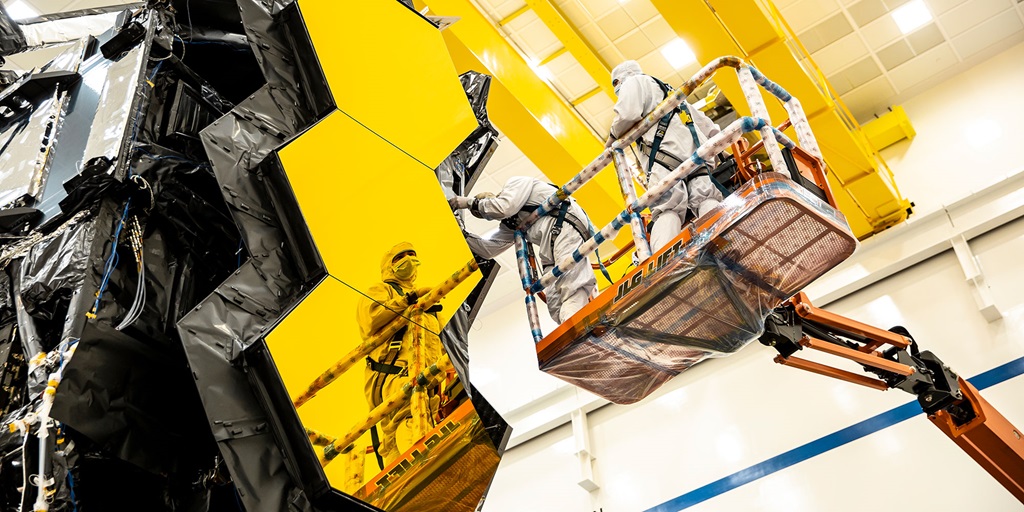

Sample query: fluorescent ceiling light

[661,38,696,69]
[891,0,932,34]
[4,0,38,20]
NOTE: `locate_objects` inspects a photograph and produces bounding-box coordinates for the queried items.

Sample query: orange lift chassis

[761,293,1024,502]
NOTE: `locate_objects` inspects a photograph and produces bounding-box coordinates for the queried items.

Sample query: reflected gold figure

[360,242,443,468]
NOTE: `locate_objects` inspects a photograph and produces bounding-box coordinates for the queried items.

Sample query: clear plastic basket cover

[538,174,858,404]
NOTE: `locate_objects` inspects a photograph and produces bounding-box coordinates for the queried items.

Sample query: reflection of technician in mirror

[359,242,444,468]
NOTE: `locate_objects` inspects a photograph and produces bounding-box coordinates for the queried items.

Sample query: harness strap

[500,186,614,285]
[644,76,700,182]
[550,200,570,240]
[370,426,385,470]
[366,356,407,375]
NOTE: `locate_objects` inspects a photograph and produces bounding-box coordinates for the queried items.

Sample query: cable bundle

[115,216,145,331]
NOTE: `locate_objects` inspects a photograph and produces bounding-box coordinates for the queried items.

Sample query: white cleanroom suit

[609,60,723,251]
[450,176,598,324]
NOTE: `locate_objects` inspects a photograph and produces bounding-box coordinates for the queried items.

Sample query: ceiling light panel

[660,37,696,69]
[891,0,933,33]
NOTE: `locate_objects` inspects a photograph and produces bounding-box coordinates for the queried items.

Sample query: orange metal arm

[763,292,1024,504]
[931,379,1024,502]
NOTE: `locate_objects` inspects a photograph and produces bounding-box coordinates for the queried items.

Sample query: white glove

[448,195,471,210]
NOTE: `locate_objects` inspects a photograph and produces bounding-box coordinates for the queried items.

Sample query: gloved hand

[448,195,471,210]
[604,135,616,149]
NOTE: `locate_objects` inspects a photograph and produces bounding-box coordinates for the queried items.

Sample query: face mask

[393,256,420,280]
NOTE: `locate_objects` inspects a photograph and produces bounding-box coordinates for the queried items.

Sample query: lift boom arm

[760,292,1024,503]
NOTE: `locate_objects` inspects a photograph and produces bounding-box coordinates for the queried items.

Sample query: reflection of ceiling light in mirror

[965,118,1003,149]
[891,0,932,34]
[4,0,38,20]
[661,38,697,69]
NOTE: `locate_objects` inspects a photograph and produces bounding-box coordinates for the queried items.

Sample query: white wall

[879,40,1024,218]
[473,41,1024,512]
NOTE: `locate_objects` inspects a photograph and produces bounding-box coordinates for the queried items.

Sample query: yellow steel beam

[498,4,531,26]
[414,0,629,252]
[523,0,616,100]
[572,86,602,106]
[651,0,911,238]
[538,46,567,66]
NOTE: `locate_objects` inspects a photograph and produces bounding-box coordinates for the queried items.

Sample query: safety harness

[639,75,700,181]
[365,281,442,469]
[481,189,613,284]
[639,75,730,197]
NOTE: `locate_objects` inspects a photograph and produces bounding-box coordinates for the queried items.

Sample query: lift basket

[536,173,858,404]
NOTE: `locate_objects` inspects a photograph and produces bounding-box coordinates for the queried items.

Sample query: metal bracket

[950,234,1001,322]
[571,408,599,493]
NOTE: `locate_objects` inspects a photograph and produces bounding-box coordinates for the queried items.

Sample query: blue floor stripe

[645,356,1024,512]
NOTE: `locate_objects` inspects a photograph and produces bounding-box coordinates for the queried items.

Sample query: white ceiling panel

[814,32,869,75]
[780,0,842,32]
[635,47,675,80]
[553,60,598,98]
[640,17,676,48]
[595,8,637,40]
[615,28,656,58]
[876,39,915,70]
[938,0,1014,37]
[848,0,889,27]
[802,0,1024,119]
[622,0,659,25]
[951,9,1024,58]
[886,42,957,90]
[578,0,619,19]
[859,15,902,50]
[925,0,968,15]
[841,75,897,119]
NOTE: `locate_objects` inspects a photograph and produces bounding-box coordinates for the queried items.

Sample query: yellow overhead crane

[414,0,635,257]
[423,0,912,239]
[645,0,911,237]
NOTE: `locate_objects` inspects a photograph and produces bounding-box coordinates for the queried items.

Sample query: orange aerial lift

[514,56,1024,504]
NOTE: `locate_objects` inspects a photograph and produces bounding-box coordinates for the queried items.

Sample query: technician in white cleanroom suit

[607,60,723,251]
[449,176,598,323]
